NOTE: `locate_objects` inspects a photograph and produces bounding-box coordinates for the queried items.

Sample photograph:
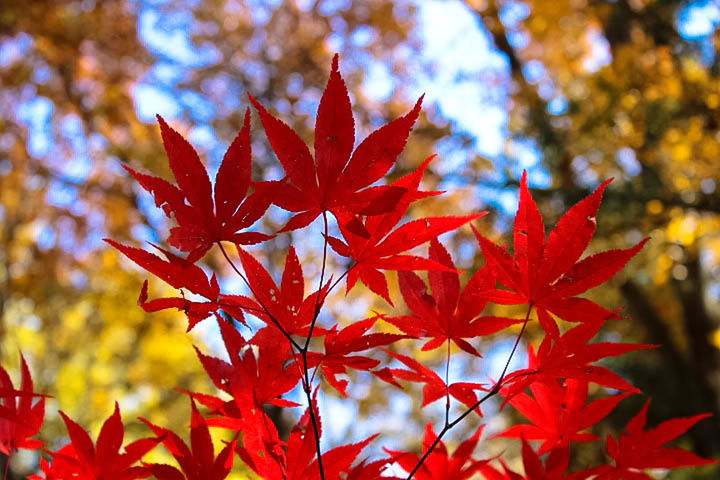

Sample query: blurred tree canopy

[0,0,718,478]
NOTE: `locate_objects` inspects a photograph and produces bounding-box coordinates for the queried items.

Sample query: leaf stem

[445,338,451,426]
[405,304,534,480]
[217,242,302,351]
[304,211,330,351]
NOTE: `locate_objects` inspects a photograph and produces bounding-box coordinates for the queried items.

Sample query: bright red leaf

[306,315,406,396]
[106,240,252,330]
[249,55,423,232]
[502,317,654,399]
[142,400,236,480]
[387,239,522,356]
[473,172,648,337]
[495,379,631,454]
[377,349,486,412]
[591,400,718,478]
[43,403,159,480]
[124,110,275,262]
[385,423,488,480]
[0,354,46,455]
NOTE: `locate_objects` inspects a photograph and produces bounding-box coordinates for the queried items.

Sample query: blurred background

[0,0,719,478]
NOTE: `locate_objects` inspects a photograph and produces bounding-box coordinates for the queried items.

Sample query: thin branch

[405,304,534,480]
[304,211,330,351]
[216,241,302,351]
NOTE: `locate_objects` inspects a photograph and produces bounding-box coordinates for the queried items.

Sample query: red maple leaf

[280,401,379,480]
[386,238,522,356]
[495,379,631,454]
[385,423,488,480]
[45,403,159,480]
[480,441,596,480]
[590,400,718,478]
[142,400,236,480]
[502,317,653,399]
[235,245,330,337]
[306,315,406,396]
[377,349,486,411]
[249,55,423,232]
[124,109,275,262]
[0,354,46,455]
[327,156,485,303]
[106,240,255,330]
[473,172,648,337]
[194,323,301,409]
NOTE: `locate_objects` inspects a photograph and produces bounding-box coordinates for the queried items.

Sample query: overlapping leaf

[306,315,406,395]
[589,400,718,478]
[495,379,631,454]
[0,354,46,455]
[142,401,236,480]
[236,246,330,337]
[385,423,488,480]
[502,318,653,399]
[387,239,521,356]
[41,403,159,480]
[377,349,486,411]
[106,239,253,330]
[328,156,484,303]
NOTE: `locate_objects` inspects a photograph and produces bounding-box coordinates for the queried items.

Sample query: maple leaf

[386,238,522,356]
[588,399,718,478]
[45,403,159,480]
[328,156,485,303]
[502,317,653,399]
[282,397,379,480]
[377,348,486,411]
[0,354,46,455]
[385,423,488,480]
[249,54,424,232]
[194,323,301,409]
[142,400,236,480]
[123,109,275,262]
[495,379,631,454]
[106,240,254,330]
[305,315,407,396]
[235,245,330,337]
[473,172,648,337]
[480,441,596,480]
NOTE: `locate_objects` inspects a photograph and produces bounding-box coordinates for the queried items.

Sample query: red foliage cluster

[2,55,716,479]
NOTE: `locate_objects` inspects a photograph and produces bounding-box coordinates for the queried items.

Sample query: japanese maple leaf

[377,349,486,411]
[305,315,406,396]
[480,441,595,480]
[473,172,648,337]
[142,400,236,480]
[589,400,718,478]
[194,324,301,409]
[0,354,46,455]
[385,423,488,480]
[495,379,631,454]
[281,398,379,480]
[106,240,254,330]
[387,238,522,356]
[502,318,652,399]
[235,245,330,337]
[327,156,485,303]
[48,403,159,480]
[249,54,424,232]
[124,109,275,261]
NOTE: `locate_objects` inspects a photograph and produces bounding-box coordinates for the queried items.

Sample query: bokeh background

[1,0,719,478]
